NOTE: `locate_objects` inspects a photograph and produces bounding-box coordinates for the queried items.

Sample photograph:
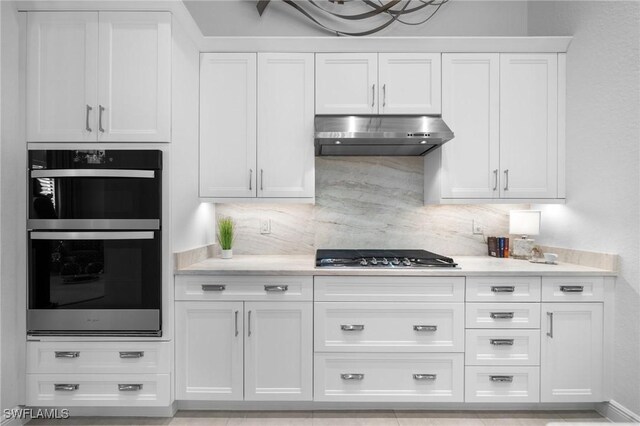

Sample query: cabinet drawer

[466,303,540,329]
[465,330,540,366]
[466,277,541,302]
[175,275,312,301]
[27,342,171,374]
[465,366,540,403]
[314,276,465,302]
[315,302,464,352]
[26,374,170,407]
[314,353,463,402]
[542,277,604,302]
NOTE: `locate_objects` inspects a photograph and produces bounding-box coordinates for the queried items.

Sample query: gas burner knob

[391,258,400,265]
[359,258,368,266]
[370,257,378,265]
[381,258,389,265]
[402,257,412,266]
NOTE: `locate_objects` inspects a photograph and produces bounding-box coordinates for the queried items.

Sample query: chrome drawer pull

[413,325,437,332]
[341,373,364,381]
[341,324,364,331]
[55,351,79,358]
[547,312,554,338]
[264,285,288,292]
[490,375,514,383]
[413,374,437,381]
[490,339,514,346]
[119,351,144,359]
[118,384,143,392]
[54,384,79,391]
[490,312,514,319]
[560,285,584,293]
[202,284,226,292]
[491,286,515,293]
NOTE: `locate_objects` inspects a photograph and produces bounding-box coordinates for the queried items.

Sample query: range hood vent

[314,115,454,156]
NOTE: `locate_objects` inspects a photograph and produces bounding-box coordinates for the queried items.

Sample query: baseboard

[1,406,29,426]
[597,400,640,423]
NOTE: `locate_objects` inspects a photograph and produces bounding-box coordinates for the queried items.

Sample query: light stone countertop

[175,255,616,277]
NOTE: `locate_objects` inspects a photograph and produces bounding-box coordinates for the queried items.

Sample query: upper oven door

[29,150,161,226]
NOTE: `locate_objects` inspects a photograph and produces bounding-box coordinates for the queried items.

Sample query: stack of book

[487,236,510,258]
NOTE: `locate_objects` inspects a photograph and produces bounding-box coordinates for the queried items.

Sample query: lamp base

[511,238,535,259]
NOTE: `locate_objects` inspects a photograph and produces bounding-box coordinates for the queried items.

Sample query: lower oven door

[28,230,161,336]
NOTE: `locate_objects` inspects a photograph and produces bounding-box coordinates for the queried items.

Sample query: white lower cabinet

[465,366,540,403]
[465,329,540,366]
[541,303,603,402]
[314,353,463,402]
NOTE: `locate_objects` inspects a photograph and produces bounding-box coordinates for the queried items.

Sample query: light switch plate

[260,219,271,234]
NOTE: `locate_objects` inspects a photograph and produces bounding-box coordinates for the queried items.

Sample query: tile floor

[26,410,610,425]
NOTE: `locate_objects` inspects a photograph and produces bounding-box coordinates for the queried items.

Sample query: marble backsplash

[216,157,528,256]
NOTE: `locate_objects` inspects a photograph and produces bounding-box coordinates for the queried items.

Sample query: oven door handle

[31,169,155,179]
[30,231,155,240]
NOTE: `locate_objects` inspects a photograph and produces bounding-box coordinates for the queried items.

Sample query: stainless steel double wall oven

[27,150,162,336]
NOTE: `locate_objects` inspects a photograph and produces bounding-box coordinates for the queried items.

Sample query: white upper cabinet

[316,53,377,114]
[27,12,98,142]
[500,54,558,199]
[257,53,315,198]
[199,53,257,198]
[26,11,171,143]
[440,54,500,199]
[97,12,171,142]
[378,53,441,114]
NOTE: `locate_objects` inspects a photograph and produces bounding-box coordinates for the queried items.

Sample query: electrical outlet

[260,219,271,234]
[472,220,484,235]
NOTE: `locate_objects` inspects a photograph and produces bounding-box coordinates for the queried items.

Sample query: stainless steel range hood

[314,115,454,156]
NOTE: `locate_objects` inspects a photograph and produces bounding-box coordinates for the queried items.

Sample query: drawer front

[466,303,540,329]
[465,366,540,403]
[26,374,170,407]
[314,276,465,302]
[466,277,541,302]
[542,277,604,302]
[465,330,540,366]
[314,353,464,402]
[27,342,171,374]
[315,302,464,352]
[175,275,312,301]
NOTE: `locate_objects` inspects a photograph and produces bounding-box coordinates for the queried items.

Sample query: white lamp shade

[509,210,541,236]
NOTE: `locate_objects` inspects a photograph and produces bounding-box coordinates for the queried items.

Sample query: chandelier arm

[361,0,434,16]
[306,0,401,21]
[391,0,448,25]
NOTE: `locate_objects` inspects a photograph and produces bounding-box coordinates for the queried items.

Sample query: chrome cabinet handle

[85,105,93,132]
[382,84,386,107]
[248,310,252,337]
[490,339,514,346]
[341,373,364,381]
[490,312,514,319]
[547,312,554,338]
[493,169,498,191]
[31,231,154,240]
[503,169,509,190]
[54,384,79,391]
[32,169,154,179]
[99,105,105,133]
[560,285,584,293]
[202,284,226,292]
[118,384,143,392]
[341,324,364,331]
[249,169,253,190]
[264,285,288,292]
[413,374,437,381]
[235,310,239,337]
[414,325,437,332]
[372,84,375,107]
[260,169,264,191]
[491,286,515,293]
[490,375,513,383]
[55,351,79,358]
[119,351,144,359]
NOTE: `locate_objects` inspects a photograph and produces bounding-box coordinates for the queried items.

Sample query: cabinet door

[175,302,243,401]
[199,53,257,198]
[500,54,558,199]
[316,53,377,114]
[379,53,441,114]
[26,12,98,142]
[244,302,313,401]
[441,54,500,199]
[257,53,315,198]
[97,12,171,142]
[541,303,603,402]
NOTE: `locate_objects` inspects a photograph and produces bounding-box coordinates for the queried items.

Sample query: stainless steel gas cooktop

[315,249,458,268]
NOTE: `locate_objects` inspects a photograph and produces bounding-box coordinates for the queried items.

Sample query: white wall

[184,0,528,37]
[528,0,640,415]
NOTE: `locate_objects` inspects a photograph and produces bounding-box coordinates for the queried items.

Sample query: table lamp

[509,210,541,259]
